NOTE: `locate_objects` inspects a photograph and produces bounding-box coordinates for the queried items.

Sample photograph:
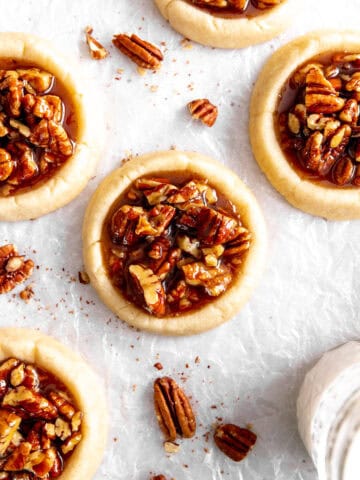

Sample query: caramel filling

[189,0,283,17]
[0,63,76,196]
[102,173,252,317]
[277,52,360,187]
[0,358,83,479]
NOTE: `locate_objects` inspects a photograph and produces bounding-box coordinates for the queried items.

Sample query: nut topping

[0,245,34,294]
[188,99,218,127]
[154,377,196,442]
[104,174,251,316]
[214,424,257,462]
[0,67,75,195]
[0,358,83,479]
[112,34,163,70]
[279,52,360,186]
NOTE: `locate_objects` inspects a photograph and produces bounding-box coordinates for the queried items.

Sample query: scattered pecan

[214,424,257,462]
[154,377,196,442]
[188,99,218,127]
[112,34,163,70]
[85,26,109,60]
[0,244,34,294]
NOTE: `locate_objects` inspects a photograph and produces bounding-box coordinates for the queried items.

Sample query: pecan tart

[83,151,266,335]
[250,31,360,220]
[0,32,101,221]
[154,0,293,49]
[0,328,107,479]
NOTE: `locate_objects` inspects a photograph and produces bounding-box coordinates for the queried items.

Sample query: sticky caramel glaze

[0,60,77,195]
[101,172,248,317]
[276,51,360,187]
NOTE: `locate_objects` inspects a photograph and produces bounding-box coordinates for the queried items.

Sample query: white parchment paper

[1,1,360,478]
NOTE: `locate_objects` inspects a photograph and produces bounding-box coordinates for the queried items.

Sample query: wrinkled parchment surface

[1,1,360,478]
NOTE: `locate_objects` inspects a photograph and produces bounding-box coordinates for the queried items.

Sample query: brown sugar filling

[102,173,252,317]
[0,357,83,479]
[277,52,360,187]
[188,0,284,18]
[0,61,77,197]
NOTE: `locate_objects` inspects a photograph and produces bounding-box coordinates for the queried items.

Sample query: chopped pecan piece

[17,68,54,94]
[151,476,168,480]
[85,27,109,60]
[61,432,82,455]
[305,67,345,114]
[48,391,76,420]
[25,447,57,477]
[112,34,163,70]
[252,0,282,8]
[4,442,32,471]
[22,94,63,122]
[0,244,34,294]
[0,149,14,182]
[3,386,58,420]
[154,377,196,442]
[333,156,354,185]
[182,261,232,296]
[129,265,166,316]
[0,410,22,456]
[188,99,218,127]
[214,424,257,462]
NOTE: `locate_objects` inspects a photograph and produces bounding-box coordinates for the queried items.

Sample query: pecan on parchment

[85,27,109,60]
[214,424,257,462]
[188,99,218,127]
[154,377,196,442]
[0,244,34,294]
[112,34,163,70]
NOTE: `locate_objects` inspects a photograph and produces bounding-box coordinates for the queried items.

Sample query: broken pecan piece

[188,99,218,127]
[85,27,109,60]
[214,424,257,462]
[129,265,166,316]
[0,244,34,294]
[0,410,21,456]
[112,34,163,70]
[154,377,196,442]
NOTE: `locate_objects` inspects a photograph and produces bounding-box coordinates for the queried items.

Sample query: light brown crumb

[164,441,180,454]
[180,38,193,50]
[19,285,34,303]
[137,66,147,76]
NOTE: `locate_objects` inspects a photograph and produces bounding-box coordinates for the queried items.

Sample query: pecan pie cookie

[250,31,360,220]
[0,32,101,221]
[83,151,267,335]
[154,0,293,49]
[0,328,107,479]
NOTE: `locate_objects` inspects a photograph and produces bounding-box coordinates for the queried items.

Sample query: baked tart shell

[250,30,360,220]
[0,327,108,480]
[83,150,267,336]
[0,32,102,221]
[154,0,293,49]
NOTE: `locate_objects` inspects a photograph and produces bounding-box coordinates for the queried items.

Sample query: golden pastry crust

[154,0,293,49]
[0,32,102,221]
[83,150,267,336]
[0,327,107,480]
[250,30,360,221]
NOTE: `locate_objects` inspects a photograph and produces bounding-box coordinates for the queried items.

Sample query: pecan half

[188,99,218,127]
[85,27,109,60]
[214,424,257,462]
[154,377,196,442]
[0,244,34,294]
[112,34,163,70]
